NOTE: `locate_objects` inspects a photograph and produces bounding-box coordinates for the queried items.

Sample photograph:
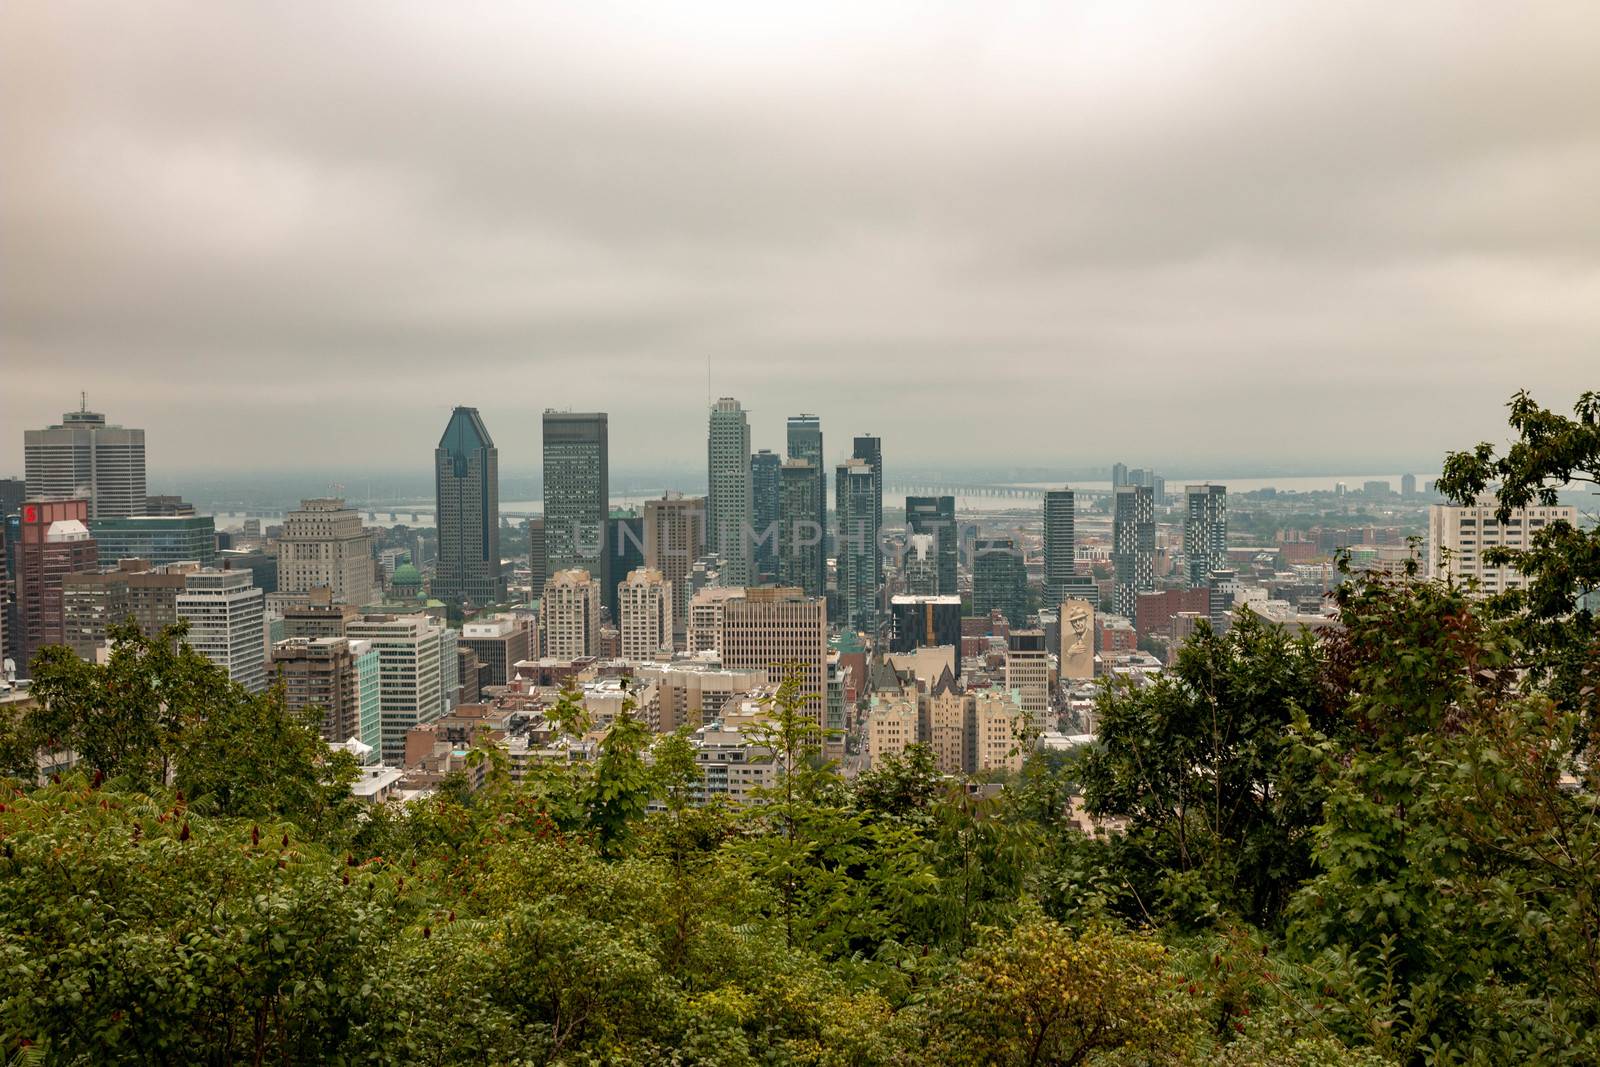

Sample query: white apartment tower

[25,402,147,520]
[177,569,267,693]
[618,567,673,661]
[277,498,375,607]
[541,568,600,660]
[345,613,449,764]
[1428,500,1578,596]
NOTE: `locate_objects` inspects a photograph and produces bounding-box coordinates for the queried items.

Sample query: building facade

[346,614,450,764]
[618,567,673,661]
[1113,485,1155,619]
[1428,501,1578,596]
[177,569,267,693]
[87,515,216,569]
[540,568,600,660]
[24,404,146,520]
[719,587,828,731]
[643,493,706,647]
[707,398,753,584]
[434,406,501,603]
[542,411,610,601]
[1043,489,1077,607]
[459,613,533,687]
[61,560,186,660]
[972,538,1027,627]
[277,498,374,606]
[751,449,781,582]
[905,495,957,596]
[785,415,827,594]
[1184,484,1228,588]
[12,499,99,669]
[835,458,880,633]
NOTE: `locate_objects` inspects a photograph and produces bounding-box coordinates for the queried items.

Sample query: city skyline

[5,4,1595,473]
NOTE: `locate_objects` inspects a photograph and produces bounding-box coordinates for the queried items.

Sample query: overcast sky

[3,2,1596,479]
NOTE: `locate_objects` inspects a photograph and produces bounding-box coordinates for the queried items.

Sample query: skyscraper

[1043,489,1077,607]
[643,493,706,647]
[542,411,609,601]
[779,460,823,596]
[526,517,547,594]
[12,498,99,669]
[24,402,146,520]
[905,495,957,596]
[277,498,374,606]
[785,415,826,593]
[707,398,753,584]
[750,449,781,582]
[618,567,673,660]
[346,613,449,764]
[835,458,880,633]
[606,509,644,620]
[1113,485,1155,618]
[852,434,884,551]
[1111,462,1129,488]
[720,587,827,729]
[434,407,500,604]
[541,568,600,659]
[177,569,267,693]
[1183,484,1228,588]
[972,538,1027,627]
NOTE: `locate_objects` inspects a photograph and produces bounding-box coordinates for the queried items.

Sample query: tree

[583,683,653,858]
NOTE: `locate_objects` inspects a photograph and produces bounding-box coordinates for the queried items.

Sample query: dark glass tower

[434,406,501,604]
[905,495,957,595]
[750,449,781,582]
[543,411,609,596]
[1113,484,1155,618]
[785,415,826,594]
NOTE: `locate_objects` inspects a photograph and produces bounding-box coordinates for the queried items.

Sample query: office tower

[438,626,461,711]
[543,411,609,603]
[1428,501,1577,597]
[525,517,548,595]
[0,523,8,668]
[751,449,781,581]
[972,537,1027,627]
[1112,485,1155,619]
[643,493,706,646]
[605,510,644,620]
[218,548,277,594]
[1208,569,1239,631]
[905,495,957,595]
[62,560,186,660]
[720,587,828,728]
[1401,473,1418,498]
[0,478,25,518]
[778,460,823,596]
[434,406,501,604]
[12,499,99,668]
[1005,629,1050,734]
[346,613,448,764]
[1043,489,1078,607]
[902,534,938,596]
[618,567,673,660]
[835,458,880,633]
[277,498,374,606]
[852,434,883,534]
[142,495,195,517]
[1184,484,1229,588]
[686,585,744,655]
[458,613,533,687]
[177,569,267,693]
[1111,462,1129,488]
[87,514,216,568]
[540,568,600,659]
[707,399,753,584]
[281,586,359,639]
[888,594,962,662]
[272,636,380,749]
[785,415,827,593]
[24,402,146,519]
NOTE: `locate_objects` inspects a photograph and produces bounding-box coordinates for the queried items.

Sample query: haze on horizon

[3,2,1596,479]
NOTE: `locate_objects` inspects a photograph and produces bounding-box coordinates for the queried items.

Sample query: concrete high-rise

[62,560,185,660]
[1184,484,1228,588]
[779,460,823,596]
[541,568,600,659]
[526,518,547,593]
[177,569,267,693]
[1005,629,1051,734]
[459,614,534,687]
[272,637,380,750]
[707,399,753,584]
[751,449,781,582]
[543,411,609,602]
[434,407,500,604]
[835,458,880,633]
[277,498,374,606]
[12,499,99,669]
[972,538,1027,627]
[346,613,449,763]
[785,415,827,593]
[888,594,962,662]
[720,587,828,730]
[643,493,706,646]
[619,567,673,661]
[1113,485,1156,619]
[24,402,146,520]
[905,495,957,595]
[1428,500,1578,597]
[1043,489,1077,607]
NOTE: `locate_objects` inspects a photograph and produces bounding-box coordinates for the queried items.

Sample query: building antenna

[80,390,87,413]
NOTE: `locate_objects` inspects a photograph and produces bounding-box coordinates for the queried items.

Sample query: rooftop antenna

[80,391,87,413]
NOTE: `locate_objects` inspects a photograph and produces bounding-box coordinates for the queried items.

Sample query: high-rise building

[434,406,501,604]
[852,435,883,539]
[902,534,938,596]
[12,499,99,669]
[888,594,962,664]
[643,493,706,646]
[177,569,267,693]
[972,690,1028,775]
[618,567,673,661]
[526,518,547,594]
[972,538,1027,627]
[720,587,828,730]
[785,415,827,594]
[346,613,449,764]
[218,548,277,594]
[0,478,25,519]
[277,498,374,606]
[459,613,533,687]
[686,585,744,655]
[61,559,186,660]
[272,636,380,750]
[24,402,146,520]
[542,411,609,602]
[835,458,880,633]
[1428,500,1578,597]
[905,495,957,596]
[86,515,216,569]
[281,586,358,639]
[605,510,644,621]
[540,568,600,660]
[750,449,781,581]
[1005,629,1050,734]
[778,460,823,596]
[1401,473,1418,498]
[142,495,195,516]
[1112,485,1155,619]
[1184,484,1228,588]
[1111,462,1129,488]
[707,399,753,584]
[1043,489,1078,607]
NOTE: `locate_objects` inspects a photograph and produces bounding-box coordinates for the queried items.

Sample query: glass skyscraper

[434,406,500,603]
